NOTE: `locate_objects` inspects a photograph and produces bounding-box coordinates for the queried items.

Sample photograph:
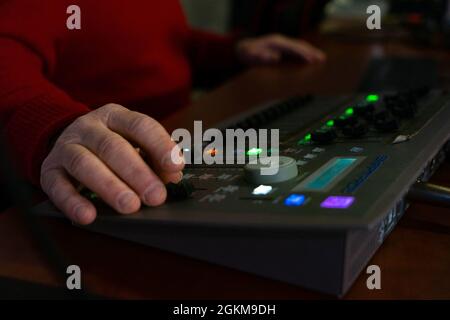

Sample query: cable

[407,182,450,208]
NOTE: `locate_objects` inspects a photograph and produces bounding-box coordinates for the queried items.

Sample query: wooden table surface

[1,37,450,299]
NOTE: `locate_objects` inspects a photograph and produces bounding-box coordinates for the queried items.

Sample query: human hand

[40,104,184,225]
[236,34,326,65]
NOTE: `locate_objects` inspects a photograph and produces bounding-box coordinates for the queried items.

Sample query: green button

[366,94,379,102]
[345,108,354,116]
[246,148,263,156]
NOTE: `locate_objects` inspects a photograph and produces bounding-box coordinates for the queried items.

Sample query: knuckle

[69,114,96,135]
[66,149,91,176]
[127,114,157,137]
[271,34,284,42]
[40,154,53,173]
[40,169,59,199]
[72,114,91,127]
[94,104,127,123]
[96,134,127,159]
[39,170,50,192]
[40,154,60,184]
[125,165,154,188]
[103,103,127,114]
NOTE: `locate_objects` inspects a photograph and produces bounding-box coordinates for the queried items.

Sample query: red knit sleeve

[0,38,90,185]
[0,1,90,185]
[187,29,243,85]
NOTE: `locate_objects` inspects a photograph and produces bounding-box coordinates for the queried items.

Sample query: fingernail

[170,172,183,183]
[163,146,185,168]
[144,183,166,206]
[74,205,90,224]
[117,191,138,213]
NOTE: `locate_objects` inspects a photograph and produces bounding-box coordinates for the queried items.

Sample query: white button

[312,147,325,153]
[304,153,317,159]
[296,160,308,166]
[252,185,273,195]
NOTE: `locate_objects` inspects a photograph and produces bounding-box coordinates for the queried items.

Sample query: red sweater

[0,0,238,184]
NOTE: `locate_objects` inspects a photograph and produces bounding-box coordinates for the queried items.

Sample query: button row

[300,89,431,146]
[284,194,355,209]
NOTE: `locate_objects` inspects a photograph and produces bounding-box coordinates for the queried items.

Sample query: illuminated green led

[326,120,335,127]
[298,133,312,145]
[345,108,354,116]
[366,94,379,102]
[246,148,263,156]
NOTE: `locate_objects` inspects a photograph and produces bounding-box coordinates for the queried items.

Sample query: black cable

[0,135,92,299]
[408,182,450,208]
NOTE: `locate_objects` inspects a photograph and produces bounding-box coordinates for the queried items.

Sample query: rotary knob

[244,156,298,184]
[342,119,369,138]
[311,127,337,144]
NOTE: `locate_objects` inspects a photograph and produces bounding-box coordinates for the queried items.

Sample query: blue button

[284,194,307,207]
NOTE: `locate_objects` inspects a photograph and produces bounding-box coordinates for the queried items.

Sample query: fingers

[160,171,184,184]
[40,104,186,224]
[61,144,142,214]
[41,168,97,225]
[81,125,167,206]
[104,107,185,174]
[255,48,282,64]
[266,35,325,63]
[295,40,326,62]
[238,34,326,66]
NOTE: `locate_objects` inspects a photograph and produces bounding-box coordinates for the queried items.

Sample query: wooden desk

[1,38,450,299]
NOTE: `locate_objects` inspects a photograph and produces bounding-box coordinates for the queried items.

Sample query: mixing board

[36,88,450,296]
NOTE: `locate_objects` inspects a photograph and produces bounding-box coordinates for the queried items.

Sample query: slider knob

[166,180,195,201]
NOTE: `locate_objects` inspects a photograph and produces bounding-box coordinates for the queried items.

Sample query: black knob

[354,102,375,117]
[405,87,430,100]
[374,114,399,132]
[384,94,400,106]
[166,180,195,201]
[311,127,337,144]
[342,119,369,138]
[335,115,357,128]
[390,101,417,118]
[373,108,391,121]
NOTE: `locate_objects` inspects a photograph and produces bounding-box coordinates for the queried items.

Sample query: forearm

[0,38,90,184]
[188,29,243,86]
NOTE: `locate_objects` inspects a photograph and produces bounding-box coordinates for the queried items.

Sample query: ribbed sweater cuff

[4,94,90,185]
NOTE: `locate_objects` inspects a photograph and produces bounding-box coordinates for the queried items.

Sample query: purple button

[321,196,355,209]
